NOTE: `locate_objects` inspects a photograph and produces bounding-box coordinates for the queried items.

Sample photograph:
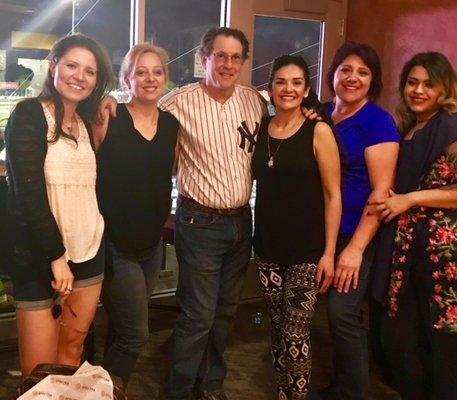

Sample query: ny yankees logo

[237,121,259,153]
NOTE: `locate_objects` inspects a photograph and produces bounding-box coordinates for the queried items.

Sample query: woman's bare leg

[16,308,59,377]
[57,282,102,365]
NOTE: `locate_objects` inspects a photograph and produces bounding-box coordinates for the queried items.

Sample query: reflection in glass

[0,0,130,97]
[145,0,222,88]
[0,0,131,161]
[74,0,129,79]
[0,1,71,101]
[252,15,323,95]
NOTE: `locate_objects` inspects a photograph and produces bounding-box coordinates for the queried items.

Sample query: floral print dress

[388,151,457,334]
[371,109,457,400]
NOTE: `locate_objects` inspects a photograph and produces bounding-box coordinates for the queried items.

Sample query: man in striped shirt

[160,27,266,400]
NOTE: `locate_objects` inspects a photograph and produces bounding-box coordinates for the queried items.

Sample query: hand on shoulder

[92,106,112,150]
[96,95,118,124]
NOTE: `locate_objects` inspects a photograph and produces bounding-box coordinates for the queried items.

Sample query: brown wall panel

[346,0,457,115]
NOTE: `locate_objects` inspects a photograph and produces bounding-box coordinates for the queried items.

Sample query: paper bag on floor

[17,361,113,400]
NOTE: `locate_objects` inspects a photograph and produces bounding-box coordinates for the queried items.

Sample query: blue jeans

[325,235,376,400]
[101,239,163,383]
[164,201,252,399]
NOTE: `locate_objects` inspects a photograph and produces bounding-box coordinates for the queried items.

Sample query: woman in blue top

[322,42,400,400]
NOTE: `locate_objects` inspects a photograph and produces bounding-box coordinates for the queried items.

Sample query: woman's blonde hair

[119,43,169,90]
[397,52,457,134]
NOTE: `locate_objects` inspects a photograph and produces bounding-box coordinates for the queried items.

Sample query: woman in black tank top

[252,55,342,399]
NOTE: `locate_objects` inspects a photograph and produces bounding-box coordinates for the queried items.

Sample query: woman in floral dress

[373,52,457,400]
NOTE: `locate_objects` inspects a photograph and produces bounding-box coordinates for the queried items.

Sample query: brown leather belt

[179,195,248,216]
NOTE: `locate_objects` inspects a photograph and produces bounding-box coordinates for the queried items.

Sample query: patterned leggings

[256,257,319,400]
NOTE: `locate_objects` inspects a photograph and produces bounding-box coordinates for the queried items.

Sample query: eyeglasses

[212,52,244,65]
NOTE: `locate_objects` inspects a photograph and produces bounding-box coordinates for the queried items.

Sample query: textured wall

[346,0,457,115]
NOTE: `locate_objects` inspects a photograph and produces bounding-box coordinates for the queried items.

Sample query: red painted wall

[346,0,457,116]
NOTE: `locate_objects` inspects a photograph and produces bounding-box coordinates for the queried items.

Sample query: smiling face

[126,51,166,103]
[333,54,372,106]
[404,65,442,122]
[202,34,244,93]
[269,64,310,112]
[50,46,97,107]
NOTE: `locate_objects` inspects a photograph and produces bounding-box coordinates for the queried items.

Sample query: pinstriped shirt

[159,82,266,209]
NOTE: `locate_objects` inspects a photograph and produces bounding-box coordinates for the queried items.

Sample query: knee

[59,326,87,361]
[132,326,150,348]
[327,296,361,333]
[215,298,238,320]
[174,308,215,337]
[116,325,150,353]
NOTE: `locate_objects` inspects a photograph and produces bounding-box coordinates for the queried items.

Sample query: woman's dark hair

[397,51,457,134]
[268,55,344,169]
[198,27,250,60]
[327,41,383,101]
[268,54,310,90]
[39,33,113,143]
[268,55,331,124]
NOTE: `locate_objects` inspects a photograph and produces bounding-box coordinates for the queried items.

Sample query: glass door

[252,15,323,96]
[229,0,348,101]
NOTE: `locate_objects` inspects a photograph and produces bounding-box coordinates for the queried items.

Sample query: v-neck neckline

[123,104,160,143]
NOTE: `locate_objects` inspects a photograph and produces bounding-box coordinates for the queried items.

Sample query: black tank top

[253,116,325,264]
[97,104,178,256]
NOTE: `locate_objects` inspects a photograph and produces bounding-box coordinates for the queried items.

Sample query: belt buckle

[224,205,244,216]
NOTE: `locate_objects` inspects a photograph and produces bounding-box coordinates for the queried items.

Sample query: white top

[160,83,266,209]
[42,102,104,263]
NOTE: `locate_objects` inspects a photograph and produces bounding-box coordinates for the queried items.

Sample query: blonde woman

[93,44,178,390]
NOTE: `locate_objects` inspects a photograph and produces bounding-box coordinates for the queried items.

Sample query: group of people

[3,25,456,400]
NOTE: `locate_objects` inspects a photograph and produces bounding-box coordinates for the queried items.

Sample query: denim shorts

[14,239,105,311]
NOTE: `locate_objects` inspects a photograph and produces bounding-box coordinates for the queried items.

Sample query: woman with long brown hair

[5,33,112,377]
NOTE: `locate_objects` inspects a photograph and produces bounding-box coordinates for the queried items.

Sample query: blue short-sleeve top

[327,102,400,234]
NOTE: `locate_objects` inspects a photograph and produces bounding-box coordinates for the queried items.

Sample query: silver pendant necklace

[267,134,284,167]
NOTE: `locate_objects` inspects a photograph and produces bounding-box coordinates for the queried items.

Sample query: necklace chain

[267,135,284,168]
[267,115,306,167]
[63,115,75,133]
